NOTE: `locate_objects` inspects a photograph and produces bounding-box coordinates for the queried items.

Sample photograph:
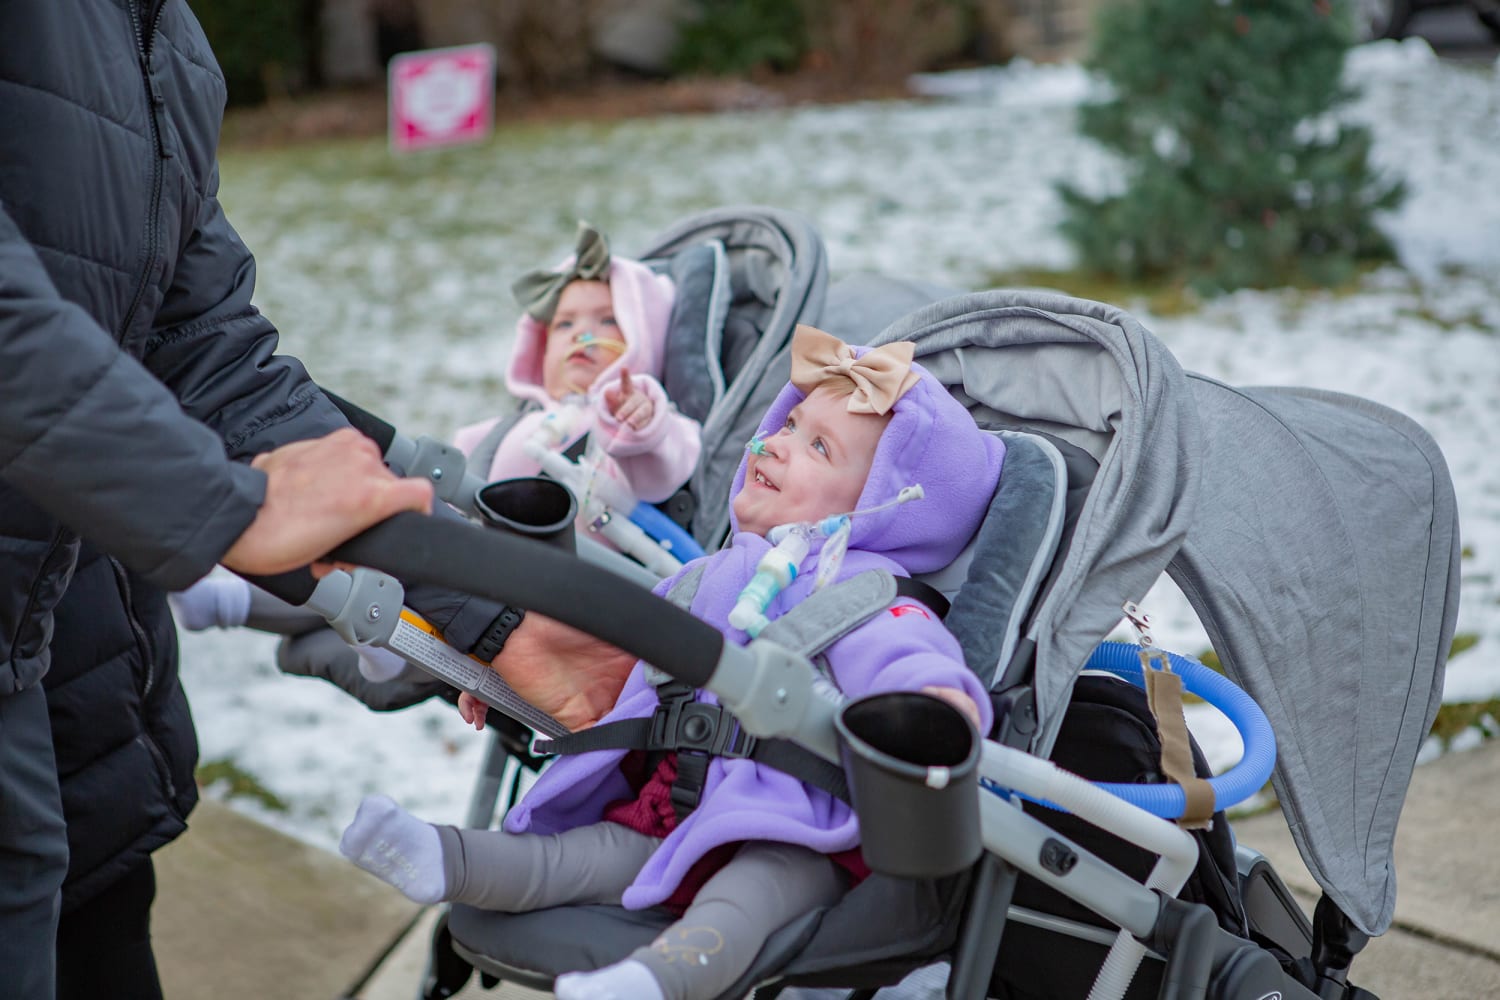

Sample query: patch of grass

[981,261,1383,318]
[1450,633,1479,659]
[981,267,1204,316]
[1428,698,1500,752]
[196,757,288,813]
[1394,305,1498,334]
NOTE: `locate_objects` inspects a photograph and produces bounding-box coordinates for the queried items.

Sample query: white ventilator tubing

[726,485,926,637]
[523,409,684,578]
[980,742,1200,1000]
[726,529,811,636]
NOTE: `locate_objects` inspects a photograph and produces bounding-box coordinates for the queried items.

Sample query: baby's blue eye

[554,320,573,330]
[813,438,829,457]
[602,315,619,327]
[784,416,797,432]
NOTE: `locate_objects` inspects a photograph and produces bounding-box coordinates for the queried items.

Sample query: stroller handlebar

[325,389,397,453]
[236,566,319,607]
[327,510,725,690]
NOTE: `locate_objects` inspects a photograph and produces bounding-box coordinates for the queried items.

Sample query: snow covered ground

[180,38,1500,850]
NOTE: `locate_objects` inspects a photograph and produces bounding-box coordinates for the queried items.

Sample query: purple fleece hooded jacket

[502,352,1006,910]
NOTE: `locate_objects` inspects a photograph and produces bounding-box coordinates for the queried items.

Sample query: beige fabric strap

[1141,649,1217,829]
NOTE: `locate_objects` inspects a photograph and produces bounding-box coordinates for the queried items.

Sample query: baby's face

[734,385,890,537]
[541,280,619,398]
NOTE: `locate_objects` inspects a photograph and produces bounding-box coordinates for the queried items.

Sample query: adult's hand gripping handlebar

[240,510,841,759]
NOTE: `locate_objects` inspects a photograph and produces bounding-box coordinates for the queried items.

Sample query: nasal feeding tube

[727,484,926,637]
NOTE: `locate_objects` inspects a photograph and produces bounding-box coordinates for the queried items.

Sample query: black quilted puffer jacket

[0,0,350,908]
[0,0,341,693]
[0,0,496,907]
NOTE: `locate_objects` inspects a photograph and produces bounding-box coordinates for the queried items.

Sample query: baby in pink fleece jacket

[453,222,701,510]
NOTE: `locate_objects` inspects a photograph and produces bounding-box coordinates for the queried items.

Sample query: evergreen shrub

[1058,0,1405,295]
[190,0,313,106]
[671,0,809,76]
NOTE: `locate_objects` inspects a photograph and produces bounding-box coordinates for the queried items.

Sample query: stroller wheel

[420,911,474,1000]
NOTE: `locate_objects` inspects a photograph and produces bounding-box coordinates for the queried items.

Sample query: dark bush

[190,0,315,105]
[671,0,809,76]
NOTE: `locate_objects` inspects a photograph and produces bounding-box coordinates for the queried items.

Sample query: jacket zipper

[111,557,157,697]
[11,530,70,665]
[111,557,179,803]
[118,0,169,342]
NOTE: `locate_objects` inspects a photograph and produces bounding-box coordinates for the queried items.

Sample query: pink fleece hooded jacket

[453,254,701,505]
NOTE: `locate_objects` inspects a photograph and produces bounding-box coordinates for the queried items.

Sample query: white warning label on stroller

[385,611,567,737]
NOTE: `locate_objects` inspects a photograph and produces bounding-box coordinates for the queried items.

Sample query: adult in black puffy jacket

[0,3,519,998]
[41,549,197,1000]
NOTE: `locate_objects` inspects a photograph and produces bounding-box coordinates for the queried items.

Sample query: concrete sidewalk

[152,741,1500,999]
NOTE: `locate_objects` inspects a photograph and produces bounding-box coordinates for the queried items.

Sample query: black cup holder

[474,477,577,552]
[835,690,982,878]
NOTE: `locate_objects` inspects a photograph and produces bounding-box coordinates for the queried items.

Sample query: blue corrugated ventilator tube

[993,642,1277,820]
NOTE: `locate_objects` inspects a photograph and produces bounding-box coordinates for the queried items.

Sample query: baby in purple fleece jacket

[340,325,1007,1000]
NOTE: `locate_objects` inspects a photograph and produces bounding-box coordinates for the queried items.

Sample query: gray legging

[438,823,848,1000]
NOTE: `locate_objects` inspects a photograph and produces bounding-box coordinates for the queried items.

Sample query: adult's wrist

[471,605,526,663]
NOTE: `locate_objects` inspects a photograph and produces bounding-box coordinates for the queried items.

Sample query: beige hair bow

[789,324,920,416]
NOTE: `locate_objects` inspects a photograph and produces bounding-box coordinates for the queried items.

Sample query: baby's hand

[602,368,654,431]
[921,685,983,731]
[458,692,490,731]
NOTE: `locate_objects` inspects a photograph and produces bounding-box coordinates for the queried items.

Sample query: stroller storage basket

[836,691,982,878]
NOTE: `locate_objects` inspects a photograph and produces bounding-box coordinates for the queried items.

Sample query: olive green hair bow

[511,221,612,323]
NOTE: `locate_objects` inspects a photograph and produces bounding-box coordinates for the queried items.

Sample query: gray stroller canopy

[873,291,1458,937]
[1172,380,1458,935]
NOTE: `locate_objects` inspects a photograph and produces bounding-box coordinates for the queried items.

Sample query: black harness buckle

[647,693,756,759]
[647,683,757,820]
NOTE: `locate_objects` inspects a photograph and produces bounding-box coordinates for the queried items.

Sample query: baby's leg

[449,817,660,910]
[244,582,329,634]
[340,795,659,909]
[556,842,847,1000]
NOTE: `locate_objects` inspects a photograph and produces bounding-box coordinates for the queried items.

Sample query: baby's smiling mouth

[753,468,780,491]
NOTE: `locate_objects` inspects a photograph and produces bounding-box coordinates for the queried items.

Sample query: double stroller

[303,206,1458,1000]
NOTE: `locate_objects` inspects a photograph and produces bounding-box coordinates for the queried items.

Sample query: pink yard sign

[388,44,496,153]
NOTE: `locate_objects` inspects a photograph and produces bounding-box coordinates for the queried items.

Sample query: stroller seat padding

[933,431,1069,688]
[655,240,732,425]
[447,872,968,999]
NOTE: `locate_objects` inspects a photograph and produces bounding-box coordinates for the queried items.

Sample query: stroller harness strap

[467,404,534,478]
[532,680,849,813]
[533,568,949,817]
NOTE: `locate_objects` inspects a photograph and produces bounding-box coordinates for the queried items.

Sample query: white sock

[355,645,409,683]
[338,794,447,904]
[168,575,251,631]
[554,960,666,1000]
